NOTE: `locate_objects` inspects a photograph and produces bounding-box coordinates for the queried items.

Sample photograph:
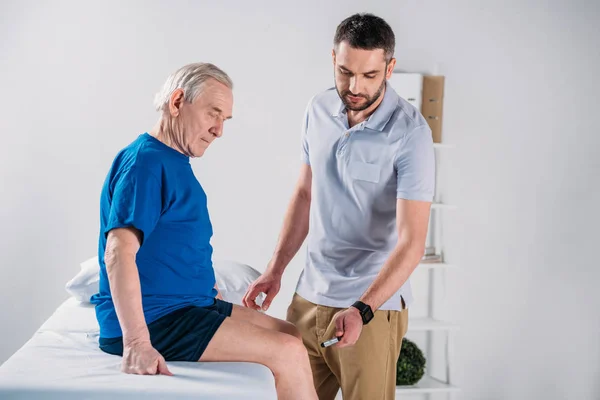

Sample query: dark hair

[333,13,395,63]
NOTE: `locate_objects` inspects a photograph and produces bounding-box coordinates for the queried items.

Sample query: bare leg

[229,304,302,339]
[200,317,317,400]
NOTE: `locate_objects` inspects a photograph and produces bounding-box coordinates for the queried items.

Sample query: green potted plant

[396,337,426,385]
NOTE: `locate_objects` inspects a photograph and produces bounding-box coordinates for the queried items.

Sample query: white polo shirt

[295,82,435,311]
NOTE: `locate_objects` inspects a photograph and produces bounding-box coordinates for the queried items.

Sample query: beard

[336,77,386,112]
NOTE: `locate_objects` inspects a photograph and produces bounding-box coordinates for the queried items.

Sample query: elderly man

[90,63,317,400]
[243,14,435,400]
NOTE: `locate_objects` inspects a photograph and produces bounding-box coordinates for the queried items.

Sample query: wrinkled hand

[333,307,363,348]
[121,340,173,376]
[242,270,281,311]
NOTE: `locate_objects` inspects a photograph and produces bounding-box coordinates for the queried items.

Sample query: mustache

[342,91,368,99]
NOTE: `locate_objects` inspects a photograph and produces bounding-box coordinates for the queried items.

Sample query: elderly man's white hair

[153,62,233,112]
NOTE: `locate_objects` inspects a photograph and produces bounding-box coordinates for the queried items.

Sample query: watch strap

[351,301,374,325]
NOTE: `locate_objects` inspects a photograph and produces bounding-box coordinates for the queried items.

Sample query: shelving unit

[417,262,456,270]
[433,143,455,149]
[396,376,460,395]
[409,317,458,332]
[396,143,459,398]
[431,203,457,211]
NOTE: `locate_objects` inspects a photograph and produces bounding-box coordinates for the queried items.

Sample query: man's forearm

[106,251,149,345]
[268,190,311,276]
[359,240,424,311]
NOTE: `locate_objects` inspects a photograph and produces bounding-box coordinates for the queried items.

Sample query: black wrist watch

[351,301,374,325]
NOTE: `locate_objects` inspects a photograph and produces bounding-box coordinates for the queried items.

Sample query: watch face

[353,301,374,324]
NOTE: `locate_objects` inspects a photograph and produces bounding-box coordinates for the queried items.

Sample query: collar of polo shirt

[329,81,400,132]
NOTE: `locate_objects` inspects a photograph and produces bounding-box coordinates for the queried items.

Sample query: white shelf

[396,375,460,394]
[408,317,458,331]
[431,202,457,210]
[433,143,455,149]
[418,262,456,269]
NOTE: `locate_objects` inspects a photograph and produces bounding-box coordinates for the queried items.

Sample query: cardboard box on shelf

[389,73,446,143]
[420,76,445,143]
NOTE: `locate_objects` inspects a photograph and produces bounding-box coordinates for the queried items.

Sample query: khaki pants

[286,293,408,400]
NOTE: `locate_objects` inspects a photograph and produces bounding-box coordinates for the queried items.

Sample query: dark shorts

[99,299,233,362]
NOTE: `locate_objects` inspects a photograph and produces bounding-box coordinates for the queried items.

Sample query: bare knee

[283,321,303,341]
[270,335,308,374]
[287,336,308,360]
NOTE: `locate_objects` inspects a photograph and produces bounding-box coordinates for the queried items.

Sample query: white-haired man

[90,63,318,400]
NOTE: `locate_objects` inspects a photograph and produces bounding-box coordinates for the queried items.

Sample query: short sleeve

[105,166,162,244]
[300,100,311,165]
[395,125,436,201]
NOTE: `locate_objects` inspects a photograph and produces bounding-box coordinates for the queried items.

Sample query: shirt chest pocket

[348,161,381,183]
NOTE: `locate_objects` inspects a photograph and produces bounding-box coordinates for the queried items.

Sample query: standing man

[243,13,435,400]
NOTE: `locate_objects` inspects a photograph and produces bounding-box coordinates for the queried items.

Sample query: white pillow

[65,256,100,302]
[213,259,265,307]
[65,257,264,307]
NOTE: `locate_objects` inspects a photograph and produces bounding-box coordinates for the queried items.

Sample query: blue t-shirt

[90,133,217,339]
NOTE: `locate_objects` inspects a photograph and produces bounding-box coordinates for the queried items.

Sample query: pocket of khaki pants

[385,310,397,337]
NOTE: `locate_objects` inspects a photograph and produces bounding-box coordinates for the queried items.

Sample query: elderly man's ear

[168,89,185,117]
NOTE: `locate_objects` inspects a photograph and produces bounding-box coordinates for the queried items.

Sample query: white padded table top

[0,297,277,400]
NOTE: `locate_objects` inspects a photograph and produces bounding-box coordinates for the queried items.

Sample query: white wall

[1,1,599,399]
